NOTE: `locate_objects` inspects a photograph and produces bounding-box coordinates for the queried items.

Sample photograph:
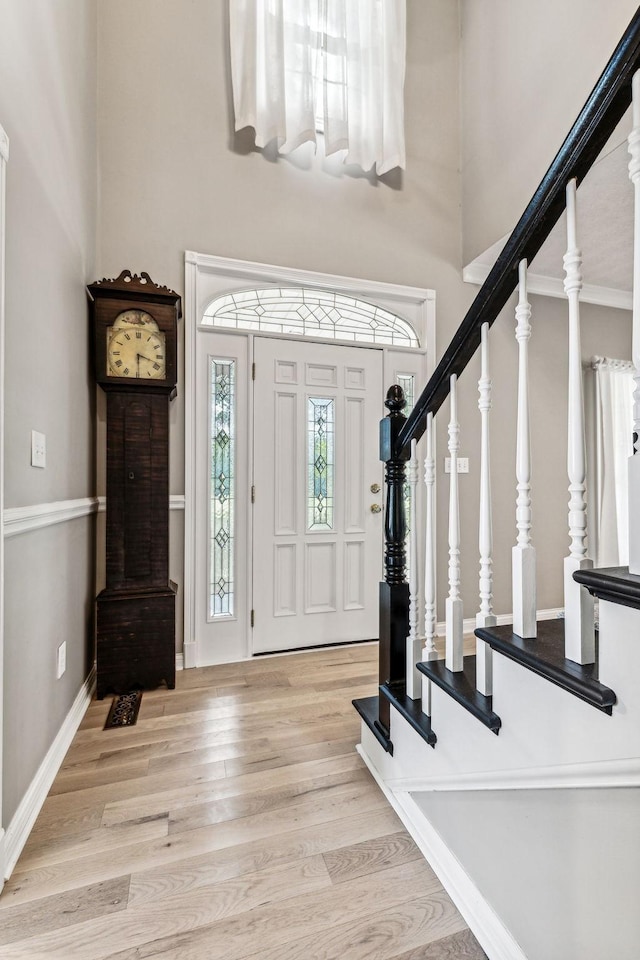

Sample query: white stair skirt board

[3,668,95,880]
[356,744,528,960]
[386,756,640,793]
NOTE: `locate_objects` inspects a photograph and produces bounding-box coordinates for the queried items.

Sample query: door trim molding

[0,122,8,888]
[184,251,436,668]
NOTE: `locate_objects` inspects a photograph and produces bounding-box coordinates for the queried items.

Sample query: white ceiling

[464,108,634,310]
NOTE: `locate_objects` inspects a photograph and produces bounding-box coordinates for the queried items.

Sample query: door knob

[370,483,381,494]
[370,503,382,514]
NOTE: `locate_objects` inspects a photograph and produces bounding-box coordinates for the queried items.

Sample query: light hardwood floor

[0,642,487,959]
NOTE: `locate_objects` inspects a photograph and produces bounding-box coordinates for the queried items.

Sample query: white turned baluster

[446,375,464,672]
[628,70,640,575]
[563,179,595,663]
[421,412,438,715]
[406,439,422,698]
[476,322,496,695]
[512,260,537,638]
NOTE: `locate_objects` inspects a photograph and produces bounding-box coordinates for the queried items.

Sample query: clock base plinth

[96,584,176,699]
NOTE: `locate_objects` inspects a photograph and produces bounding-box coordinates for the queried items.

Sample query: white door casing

[184,252,435,668]
[0,123,8,885]
[252,337,383,653]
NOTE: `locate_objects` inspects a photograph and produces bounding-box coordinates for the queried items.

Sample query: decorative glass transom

[202,289,419,348]
[308,398,335,530]
[209,358,236,618]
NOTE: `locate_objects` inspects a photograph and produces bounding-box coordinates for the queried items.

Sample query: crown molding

[463,262,632,311]
[185,251,435,306]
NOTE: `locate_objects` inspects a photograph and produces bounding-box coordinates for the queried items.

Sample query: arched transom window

[202,288,419,348]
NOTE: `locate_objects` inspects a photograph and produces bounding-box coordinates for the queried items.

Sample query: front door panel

[252,337,383,653]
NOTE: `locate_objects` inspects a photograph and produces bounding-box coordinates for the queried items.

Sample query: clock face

[106,310,167,380]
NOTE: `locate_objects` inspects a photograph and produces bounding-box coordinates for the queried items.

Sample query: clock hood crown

[87,270,182,317]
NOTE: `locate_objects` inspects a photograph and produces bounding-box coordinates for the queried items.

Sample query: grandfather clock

[88,270,181,698]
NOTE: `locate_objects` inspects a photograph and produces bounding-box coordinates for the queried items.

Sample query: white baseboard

[175,652,184,671]
[386,756,640,794]
[3,667,95,880]
[357,744,527,960]
[436,607,563,637]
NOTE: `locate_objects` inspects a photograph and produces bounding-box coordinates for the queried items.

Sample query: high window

[229,0,406,175]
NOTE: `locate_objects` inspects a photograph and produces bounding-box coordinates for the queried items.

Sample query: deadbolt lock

[370,483,381,494]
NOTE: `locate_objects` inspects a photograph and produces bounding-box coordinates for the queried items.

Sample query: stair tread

[417,655,501,734]
[352,695,393,754]
[379,684,437,747]
[574,565,640,612]
[475,619,616,713]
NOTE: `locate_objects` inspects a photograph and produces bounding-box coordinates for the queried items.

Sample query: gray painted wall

[413,787,640,959]
[96,0,632,635]
[96,0,468,494]
[461,0,640,262]
[0,0,97,825]
[0,0,634,849]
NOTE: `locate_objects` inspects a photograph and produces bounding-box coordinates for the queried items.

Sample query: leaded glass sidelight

[307,398,335,530]
[397,373,415,415]
[210,359,236,618]
[202,288,419,348]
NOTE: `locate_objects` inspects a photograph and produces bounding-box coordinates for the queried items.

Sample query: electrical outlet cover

[31,430,46,469]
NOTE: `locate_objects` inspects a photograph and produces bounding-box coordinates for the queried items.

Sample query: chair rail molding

[4,497,100,538]
[3,493,187,539]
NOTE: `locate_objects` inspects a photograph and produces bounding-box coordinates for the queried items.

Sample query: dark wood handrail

[396,5,640,458]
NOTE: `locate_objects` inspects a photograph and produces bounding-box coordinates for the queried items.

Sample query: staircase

[353,9,640,960]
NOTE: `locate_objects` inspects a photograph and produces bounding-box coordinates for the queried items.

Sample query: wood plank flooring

[0,642,487,959]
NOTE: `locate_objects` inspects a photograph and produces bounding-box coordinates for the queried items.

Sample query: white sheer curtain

[229,0,406,175]
[591,357,634,566]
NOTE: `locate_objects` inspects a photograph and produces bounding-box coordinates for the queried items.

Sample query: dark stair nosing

[417,655,501,734]
[352,695,393,754]
[379,683,437,748]
[475,619,616,714]
[574,565,640,612]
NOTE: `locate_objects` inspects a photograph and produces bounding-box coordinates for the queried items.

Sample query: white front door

[252,337,384,653]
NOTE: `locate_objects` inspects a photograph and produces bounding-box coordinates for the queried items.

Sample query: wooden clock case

[88,270,181,699]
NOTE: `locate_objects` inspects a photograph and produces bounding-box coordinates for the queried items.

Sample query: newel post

[377,385,410,740]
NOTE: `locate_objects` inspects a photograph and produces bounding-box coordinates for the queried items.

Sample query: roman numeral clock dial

[106,309,166,379]
[88,270,181,700]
